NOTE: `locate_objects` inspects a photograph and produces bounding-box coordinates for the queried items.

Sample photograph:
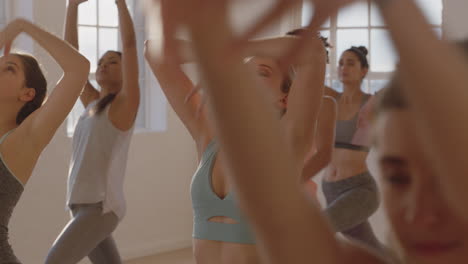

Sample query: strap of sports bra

[0,130,15,144]
[335,142,370,152]
[201,140,217,159]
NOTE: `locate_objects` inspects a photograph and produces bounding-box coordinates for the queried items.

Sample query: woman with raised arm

[286,29,336,201]
[315,45,382,250]
[284,30,373,235]
[144,3,332,263]
[0,18,89,264]
[161,0,468,263]
[45,0,139,263]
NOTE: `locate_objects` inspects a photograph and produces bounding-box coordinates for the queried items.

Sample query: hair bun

[356,46,368,56]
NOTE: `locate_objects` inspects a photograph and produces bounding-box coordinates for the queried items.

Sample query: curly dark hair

[346,46,369,69]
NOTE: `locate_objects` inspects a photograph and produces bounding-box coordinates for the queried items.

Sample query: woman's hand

[237,0,356,68]
[69,0,88,6]
[289,30,327,67]
[0,19,28,55]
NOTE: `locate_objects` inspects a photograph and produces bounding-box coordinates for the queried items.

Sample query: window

[0,0,9,28]
[301,0,443,94]
[0,1,7,29]
[67,0,167,136]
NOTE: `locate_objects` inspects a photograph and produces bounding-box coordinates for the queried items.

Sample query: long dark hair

[15,54,48,125]
[95,50,122,115]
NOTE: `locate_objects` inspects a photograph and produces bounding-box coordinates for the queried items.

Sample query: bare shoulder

[340,240,396,264]
[325,86,340,99]
[319,96,338,119]
[323,95,337,106]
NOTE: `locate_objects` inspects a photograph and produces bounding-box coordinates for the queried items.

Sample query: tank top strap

[0,130,15,144]
[201,140,217,160]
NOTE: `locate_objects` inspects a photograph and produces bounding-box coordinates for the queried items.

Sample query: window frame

[0,0,10,28]
[66,0,167,136]
[299,0,443,94]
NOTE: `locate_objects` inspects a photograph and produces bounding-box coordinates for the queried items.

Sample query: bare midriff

[323,148,368,182]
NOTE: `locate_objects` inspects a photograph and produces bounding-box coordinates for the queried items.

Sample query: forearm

[285,59,326,160]
[244,37,299,59]
[22,20,88,73]
[117,0,140,102]
[379,0,468,214]
[64,1,79,48]
[153,37,299,65]
[301,96,336,182]
[116,0,137,49]
[302,151,331,182]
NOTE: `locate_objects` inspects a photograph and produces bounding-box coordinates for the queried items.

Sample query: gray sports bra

[191,141,256,244]
[335,94,371,152]
[0,130,24,263]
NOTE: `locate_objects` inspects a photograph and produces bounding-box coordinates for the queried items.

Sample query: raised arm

[1,19,90,151]
[282,34,327,162]
[65,0,99,107]
[108,0,140,131]
[376,0,468,217]
[177,1,373,263]
[243,36,301,60]
[301,96,336,182]
[145,36,207,144]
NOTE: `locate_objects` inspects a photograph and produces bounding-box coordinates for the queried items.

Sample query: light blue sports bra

[191,141,256,244]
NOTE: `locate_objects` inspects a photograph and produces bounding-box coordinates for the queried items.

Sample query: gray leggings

[45,203,122,264]
[322,172,381,250]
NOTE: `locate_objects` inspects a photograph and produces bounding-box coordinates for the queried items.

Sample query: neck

[342,82,363,99]
[99,83,121,99]
[0,106,20,137]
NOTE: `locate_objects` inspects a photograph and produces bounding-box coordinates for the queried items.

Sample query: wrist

[68,1,80,7]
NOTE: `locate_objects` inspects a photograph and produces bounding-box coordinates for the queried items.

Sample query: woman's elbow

[77,57,91,77]
[66,56,90,81]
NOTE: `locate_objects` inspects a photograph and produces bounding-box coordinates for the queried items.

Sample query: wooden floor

[125,248,194,264]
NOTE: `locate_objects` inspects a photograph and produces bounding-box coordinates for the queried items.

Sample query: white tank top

[67,100,134,220]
